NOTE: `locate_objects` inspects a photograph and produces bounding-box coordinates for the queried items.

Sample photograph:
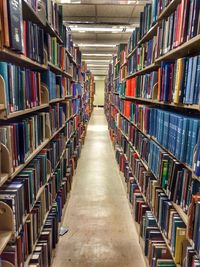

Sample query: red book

[126,79,131,96]
[131,77,136,97]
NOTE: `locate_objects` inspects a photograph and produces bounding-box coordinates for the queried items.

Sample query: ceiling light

[78,44,116,48]
[84,59,110,62]
[70,26,134,33]
[60,0,81,3]
[87,64,108,67]
[82,53,113,57]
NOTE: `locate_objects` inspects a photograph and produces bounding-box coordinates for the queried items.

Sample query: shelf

[65,49,73,59]
[120,61,127,68]
[64,71,73,79]
[138,23,158,45]
[158,0,181,21]
[22,0,46,27]
[122,96,200,111]
[2,114,76,184]
[127,46,138,59]
[0,48,48,70]
[0,104,49,120]
[118,110,200,181]
[0,231,13,254]
[45,22,63,44]
[155,34,200,62]
[114,60,120,67]
[126,63,159,79]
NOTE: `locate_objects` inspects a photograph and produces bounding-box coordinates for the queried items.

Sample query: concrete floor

[52,108,146,267]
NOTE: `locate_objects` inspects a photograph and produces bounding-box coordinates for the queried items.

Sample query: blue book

[188,56,198,104]
[164,63,171,102]
[175,117,183,159]
[189,120,200,166]
[195,129,200,176]
[185,57,193,103]
[163,112,170,148]
[180,118,189,162]
[194,55,200,104]
[186,119,194,165]
[0,62,9,112]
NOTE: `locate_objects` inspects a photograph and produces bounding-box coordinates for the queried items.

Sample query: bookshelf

[0,1,93,266]
[105,0,200,266]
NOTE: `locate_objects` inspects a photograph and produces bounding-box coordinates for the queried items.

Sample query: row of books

[115,113,200,227]
[0,62,42,113]
[158,56,200,104]
[127,28,139,55]
[24,20,45,64]
[156,0,200,58]
[114,130,200,265]
[127,36,157,75]
[118,100,200,168]
[126,71,158,99]
[0,112,84,266]
[126,54,200,106]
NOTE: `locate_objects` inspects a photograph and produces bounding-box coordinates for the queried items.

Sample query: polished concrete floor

[52,108,146,267]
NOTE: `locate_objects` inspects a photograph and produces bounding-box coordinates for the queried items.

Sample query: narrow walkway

[52,108,146,267]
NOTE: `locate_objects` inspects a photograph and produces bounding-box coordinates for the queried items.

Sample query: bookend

[152,82,158,100]
[47,159,52,179]
[0,74,8,119]
[0,201,14,254]
[41,83,49,105]
[1,261,15,267]
[0,143,13,185]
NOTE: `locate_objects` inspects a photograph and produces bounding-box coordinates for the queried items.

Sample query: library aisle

[52,107,145,267]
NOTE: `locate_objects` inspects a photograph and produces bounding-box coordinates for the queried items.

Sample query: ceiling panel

[97,5,133,17]
[63,4,95,16]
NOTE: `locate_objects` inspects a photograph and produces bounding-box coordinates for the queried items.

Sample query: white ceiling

[58,0,151,76]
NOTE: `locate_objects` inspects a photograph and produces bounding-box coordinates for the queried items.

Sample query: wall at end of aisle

[94,76,105,106]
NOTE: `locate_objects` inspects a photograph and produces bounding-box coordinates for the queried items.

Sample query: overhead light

[70,26,135,33]
[82,53,113,57]
[79,30,86,33]
[78,44,116,47]
[60,0,81,3]
[84,59,110,62]
[87,64,108,67]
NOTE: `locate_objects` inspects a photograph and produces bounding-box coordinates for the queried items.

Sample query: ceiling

[57,0,151,76]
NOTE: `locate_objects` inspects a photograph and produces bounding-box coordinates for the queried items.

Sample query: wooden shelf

[112,105,200,181]
[2,114,76,184]
[0,104,49,120]
[126,63,159,79]
[65,49,73,59]
[138,23,158,45]
[0,231,13,254]
[122,96,200,111]
[127,46,138,59]
[114,60,120,67]
[120,61,127,68]
[64,71,73,79]
[48,62,63,75]
[158,0,181,21]
[156,34,200,62]
[0,48,48,70]
[22,0,46,27]
[45,22,63,44]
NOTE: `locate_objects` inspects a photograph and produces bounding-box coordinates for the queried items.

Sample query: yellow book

[173,58,184,104]
[174,227,186,264]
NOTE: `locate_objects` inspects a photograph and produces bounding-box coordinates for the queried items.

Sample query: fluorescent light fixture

[78,44,116,48]
[87,64,108,67]
[82,53,113,57]
[84,59,110,62]
[70,26,134,33]
[60,0,81,3]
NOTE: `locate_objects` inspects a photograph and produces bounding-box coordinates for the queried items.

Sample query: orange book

[0,0,10,47]
[126,79,131,96]
[131,77,136,97]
